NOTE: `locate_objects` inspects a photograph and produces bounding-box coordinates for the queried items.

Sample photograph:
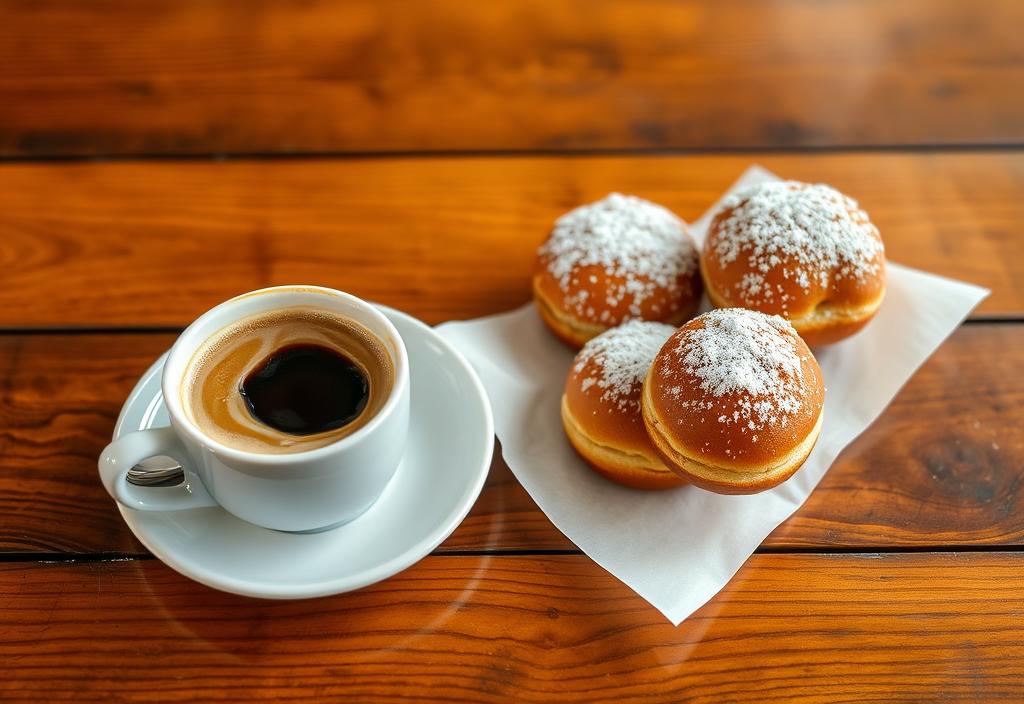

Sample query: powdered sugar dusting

[663,309,808,431]
[574,320,676,411]
[540,193,698,321]
[710,181,883,311]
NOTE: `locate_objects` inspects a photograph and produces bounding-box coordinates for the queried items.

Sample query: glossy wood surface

[1,324,1020,555]
[2,1,1023,699]
[1,0,1022,156]
[2,554,1023,703]
[0,152,1020,328]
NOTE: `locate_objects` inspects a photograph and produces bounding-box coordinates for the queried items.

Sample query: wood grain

[1,553,1022,702]
[1,0,1022,156]
[0,152,1020,328]
[1,324,1021,555]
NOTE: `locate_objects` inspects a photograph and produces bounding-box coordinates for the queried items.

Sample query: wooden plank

[0,553,1022,702]
[0,152,1019,328]
[0,334,168,554]
[464,322,1024,551]
[1,0,1022,156]
[1,324,1021,555]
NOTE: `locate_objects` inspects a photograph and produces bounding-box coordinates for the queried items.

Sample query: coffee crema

[182,307,394,454]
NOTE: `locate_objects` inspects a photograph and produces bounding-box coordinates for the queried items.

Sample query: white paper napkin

[436,166,990,625]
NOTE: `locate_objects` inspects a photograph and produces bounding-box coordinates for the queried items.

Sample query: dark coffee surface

[241,343,369,436]
[183,307,394,453]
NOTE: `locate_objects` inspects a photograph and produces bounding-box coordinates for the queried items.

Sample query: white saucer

[110,306,494,599]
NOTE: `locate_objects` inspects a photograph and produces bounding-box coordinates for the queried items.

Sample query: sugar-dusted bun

[534,193,702,349]
[642,308,824,494]
[562,320,686,490]
[701,181,885,346]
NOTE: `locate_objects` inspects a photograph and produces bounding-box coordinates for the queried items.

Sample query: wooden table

[1,2,1022,701]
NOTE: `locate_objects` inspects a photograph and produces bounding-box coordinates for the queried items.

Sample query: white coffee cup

[98,286,410,532]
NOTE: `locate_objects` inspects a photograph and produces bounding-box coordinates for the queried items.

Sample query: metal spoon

[127,456,185,487]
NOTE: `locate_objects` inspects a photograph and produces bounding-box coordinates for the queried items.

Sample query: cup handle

[98,427,218,512]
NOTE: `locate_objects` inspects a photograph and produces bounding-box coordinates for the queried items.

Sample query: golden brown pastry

[562,320,686,490]
[701,181,885,346]
[534,193,702,349]
[642,308,824,494]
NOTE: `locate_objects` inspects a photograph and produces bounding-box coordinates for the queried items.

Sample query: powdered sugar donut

[702,181,885,346]
[534,193,702,349]
[562,320,685,489]
[642,308,824,494]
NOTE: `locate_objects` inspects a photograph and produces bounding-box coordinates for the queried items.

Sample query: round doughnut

[562,320,686,490]
[534,193,702,349]
[641,308,824,494]
[701,181,885,346]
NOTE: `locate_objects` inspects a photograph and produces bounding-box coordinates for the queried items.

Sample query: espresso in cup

[182,307,394,454]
